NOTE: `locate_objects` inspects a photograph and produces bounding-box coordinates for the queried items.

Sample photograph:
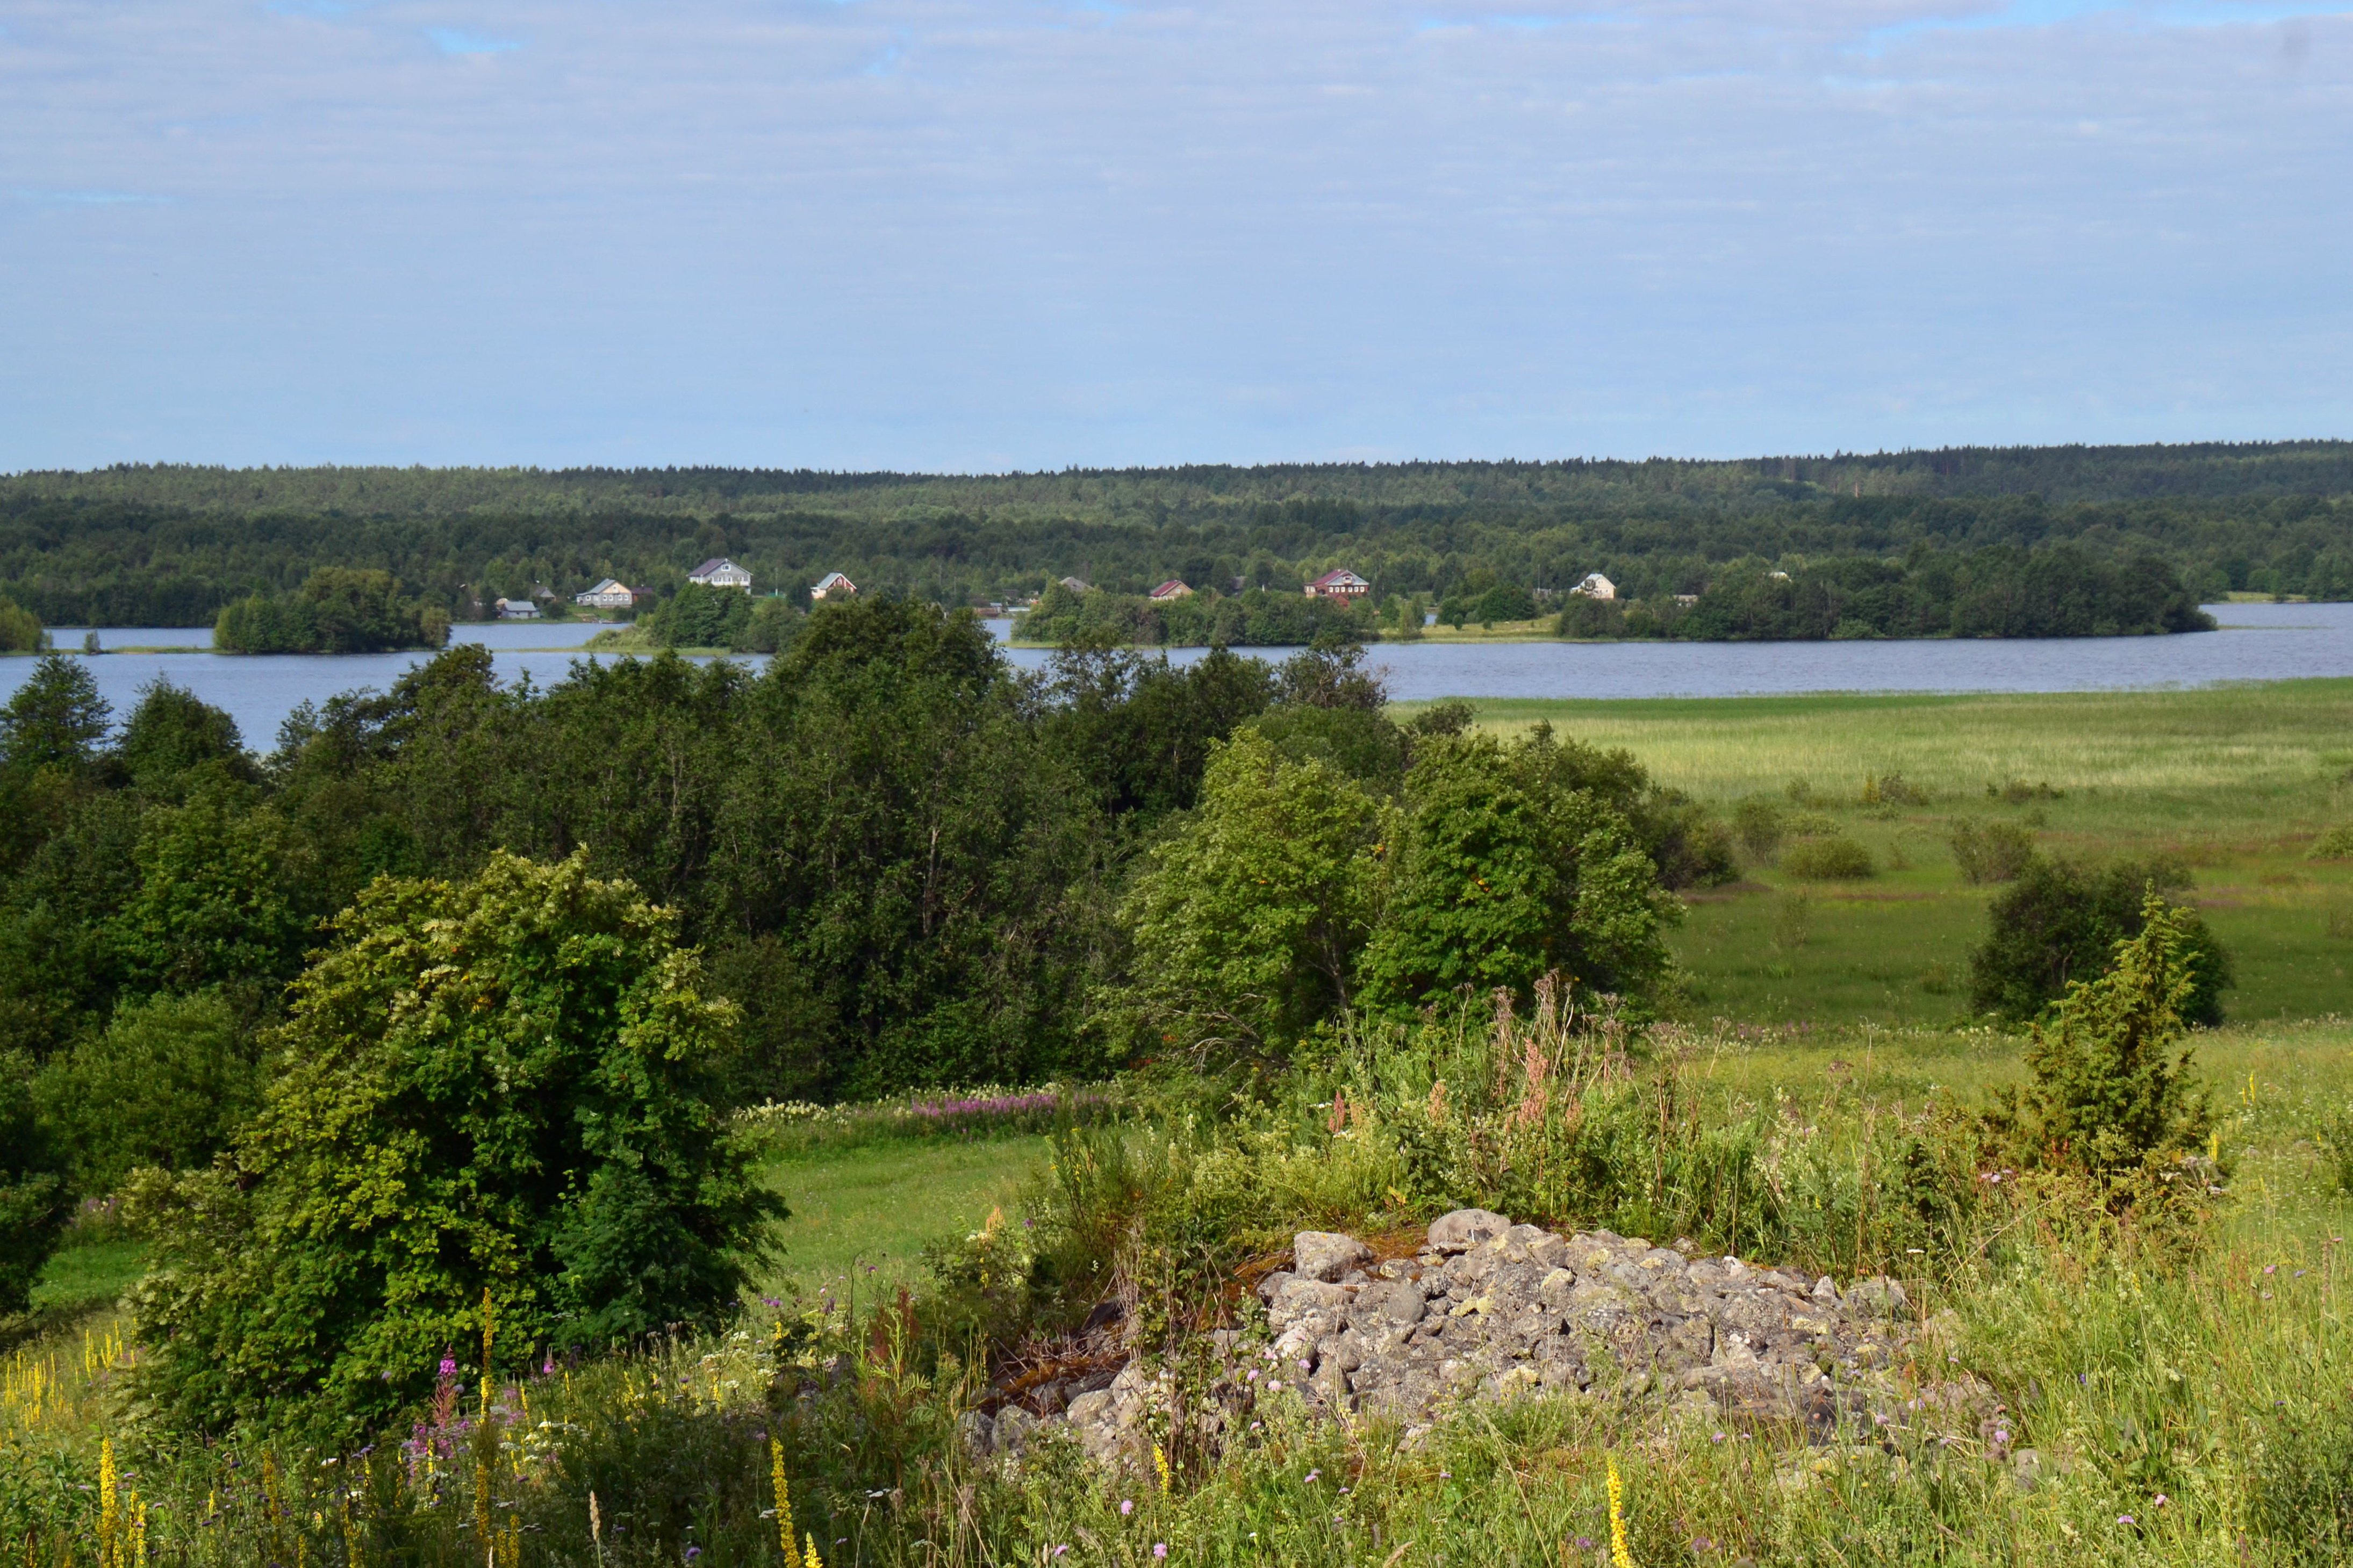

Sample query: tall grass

[11,1015,2353,1565]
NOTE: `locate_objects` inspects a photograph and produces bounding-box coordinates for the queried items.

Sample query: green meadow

[1398,679,2353,1026]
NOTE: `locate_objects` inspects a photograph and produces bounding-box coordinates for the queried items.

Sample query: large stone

[1294,1231,1373,1282]
[1426,1208,1513,1253]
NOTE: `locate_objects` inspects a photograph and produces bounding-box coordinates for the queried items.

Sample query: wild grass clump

[2310,823,2353,859]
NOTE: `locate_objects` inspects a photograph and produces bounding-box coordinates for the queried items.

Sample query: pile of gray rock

[971,1208,1979,1463]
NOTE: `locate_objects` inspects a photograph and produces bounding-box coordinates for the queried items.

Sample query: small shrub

[1781,836,1875,881]
[1731,800,1784,860]
[1990,778,2064,804]
[2327,902,2353,941]
[1949,820,2036,884]
[2310,823,2353,860]
[1860,772,1926,806]
[1919,960,1954,995]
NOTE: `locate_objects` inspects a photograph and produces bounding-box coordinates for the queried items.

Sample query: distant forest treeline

[2,442,2350,625]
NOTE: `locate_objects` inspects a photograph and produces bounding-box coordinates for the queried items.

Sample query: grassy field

[755,1134,1051,1300]
[1394,680,2353,1026]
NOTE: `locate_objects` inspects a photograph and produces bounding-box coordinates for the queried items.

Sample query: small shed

[1147,579,1194,601]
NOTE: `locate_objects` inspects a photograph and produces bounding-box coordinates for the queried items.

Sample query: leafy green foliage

[2310,823,2353,859]
[0,653,110,776]
[126,851,784,1437]
[1040,645,1276,821]
[213,567,451,653]
[642,581,755,648]
[32,991,258,1195]
[0,594,41,652]
[111,788,315,995]
[1119,723,1681,1057]
[1970,855,2233,1024]
[116,678,253,799]
[1983,894,2218,1181]
[1119,729,1384,1058]
[0,1049,68,1315]
[1356,731,1677,1013]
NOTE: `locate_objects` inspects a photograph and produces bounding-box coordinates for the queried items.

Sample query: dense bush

[1120,720,1680,1059]
[126,851,784,1437]
[1356,730,1678,1014]
[1781,835,1875,880]
[0,1048,68,1315]
[1969,854,2232,1024]
[32,991,259,1195]
[213,567,450,653]
[2311,823,2353,859]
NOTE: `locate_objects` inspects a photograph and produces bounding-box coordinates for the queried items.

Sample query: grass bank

[1391,680,2353,1026]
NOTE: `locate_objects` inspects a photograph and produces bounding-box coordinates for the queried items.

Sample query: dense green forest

[1558,544,2215,641]
[0,599,1728,1104]
[2,442,2349,625]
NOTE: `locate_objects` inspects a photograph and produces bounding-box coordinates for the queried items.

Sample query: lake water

[10,602,2351,748]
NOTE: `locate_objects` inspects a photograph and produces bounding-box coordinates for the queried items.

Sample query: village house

[573,578,642,611]
[1304,568,1372,599]
[1147,579,1193,601]
[688,558,754,591]
[1571,572,1617,601]
[494,596,540,620]
[1058,576,1091,593]
[810,571,857,600]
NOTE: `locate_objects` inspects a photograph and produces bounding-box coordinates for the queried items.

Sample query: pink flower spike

[1153,1546,1167,1559]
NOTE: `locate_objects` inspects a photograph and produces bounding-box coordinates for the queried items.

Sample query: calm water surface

[11,603,2350,746]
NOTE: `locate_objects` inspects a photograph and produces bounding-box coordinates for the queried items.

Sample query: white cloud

[1,0,2348,466]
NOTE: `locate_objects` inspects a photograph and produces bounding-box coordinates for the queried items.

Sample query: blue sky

[1,0,2347,469]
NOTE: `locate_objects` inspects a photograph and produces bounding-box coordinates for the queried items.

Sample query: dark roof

[1308,568,1368,587]
[690,557,738,577]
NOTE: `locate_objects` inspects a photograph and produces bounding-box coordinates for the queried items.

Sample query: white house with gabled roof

[688,558,754,591]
